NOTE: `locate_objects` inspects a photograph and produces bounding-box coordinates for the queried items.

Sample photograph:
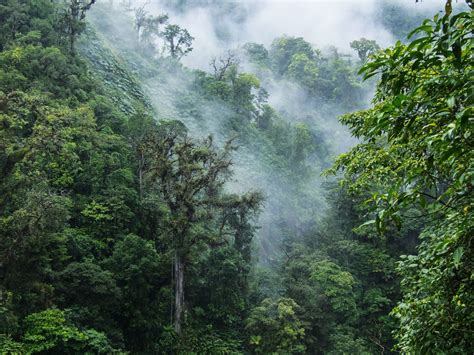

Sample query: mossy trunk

[174,252,184,335]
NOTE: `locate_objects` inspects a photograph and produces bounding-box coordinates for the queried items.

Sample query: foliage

[0,0,57,50]
[3,0,471,353]
[58,0,97,54]
[244,35,365,110]
[286,53,319,90]
[138,122,262,334]
[160,24,194,59]
[246,298,306,354]
[269,36,319,76]
[103,234,166,352]
[0,335,26,354]
[331,5,473,353]
[7,308,116,354]
[350,38,380,62]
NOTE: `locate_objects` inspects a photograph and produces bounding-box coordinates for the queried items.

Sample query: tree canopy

[0,0,472,353]
[331,6,473,353]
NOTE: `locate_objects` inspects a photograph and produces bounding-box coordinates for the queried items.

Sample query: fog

[148,0,448,70]
[88,0,449,263]
[155,0,393,70]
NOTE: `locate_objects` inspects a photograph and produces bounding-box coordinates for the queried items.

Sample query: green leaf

[447,96,455,109]
[453,247,464,268]
[358,219,376,228]
[407,24,433,39]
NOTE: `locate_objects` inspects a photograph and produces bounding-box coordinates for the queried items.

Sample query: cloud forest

[0,0,472,353]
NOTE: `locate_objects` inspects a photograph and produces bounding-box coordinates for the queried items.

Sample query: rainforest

[0,0,472,353]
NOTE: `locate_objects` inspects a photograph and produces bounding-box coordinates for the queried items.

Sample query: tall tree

[141,13,168,46]
[141,122,261,335]
[133,1,149,43]
[60,0,97,54]
[160,24,194,60]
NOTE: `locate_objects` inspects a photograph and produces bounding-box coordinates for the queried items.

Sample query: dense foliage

[331,3,474,353]
[0,1,261,352]
[0,0,472,354]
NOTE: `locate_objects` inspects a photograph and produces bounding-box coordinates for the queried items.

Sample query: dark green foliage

[0,2,263,350]
[104,234,168,352]
[0,41,94,100]
[331,5,474,354]
[2,0,471,353]
[17,308,114,354]
[243,36,367,111]
[246,297,306,354]
[136,122,262,334]
[275,178,421,354]
[0,0,57,50]
[57,262,122,341]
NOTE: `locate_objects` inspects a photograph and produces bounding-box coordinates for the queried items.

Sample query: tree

[160,24,194,60]
[282,250,360,352]
[133,2,148,43]
[0,91,104,317]
[243,42,269,65]
[6,308,115,354]
[269,36,318,75]
[0,0,56,50]
[59,0,97,54]
[57,261,122,341]
[286,53,319,91]
[141,13,169,46]
[211,52,237,81]
[133,2,168,52]
[350,38,380,62]
[190,192,262,331]
[229,71,261,116]
[104,234,165,352]
[141,122,261,335]
[331,5,473,353]
[246,298,306,354]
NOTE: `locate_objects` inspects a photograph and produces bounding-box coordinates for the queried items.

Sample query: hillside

[0,1,472,354]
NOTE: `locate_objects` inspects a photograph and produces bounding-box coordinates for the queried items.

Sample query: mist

[87,0,450,263]
[4,1,470,351]
[154,0,393,70]
[149,0,449,70]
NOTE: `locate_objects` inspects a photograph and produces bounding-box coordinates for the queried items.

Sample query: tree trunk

[70,1,79,56]
[174,252,184,335]
[138,151,144,200]
[70,28,76,55]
